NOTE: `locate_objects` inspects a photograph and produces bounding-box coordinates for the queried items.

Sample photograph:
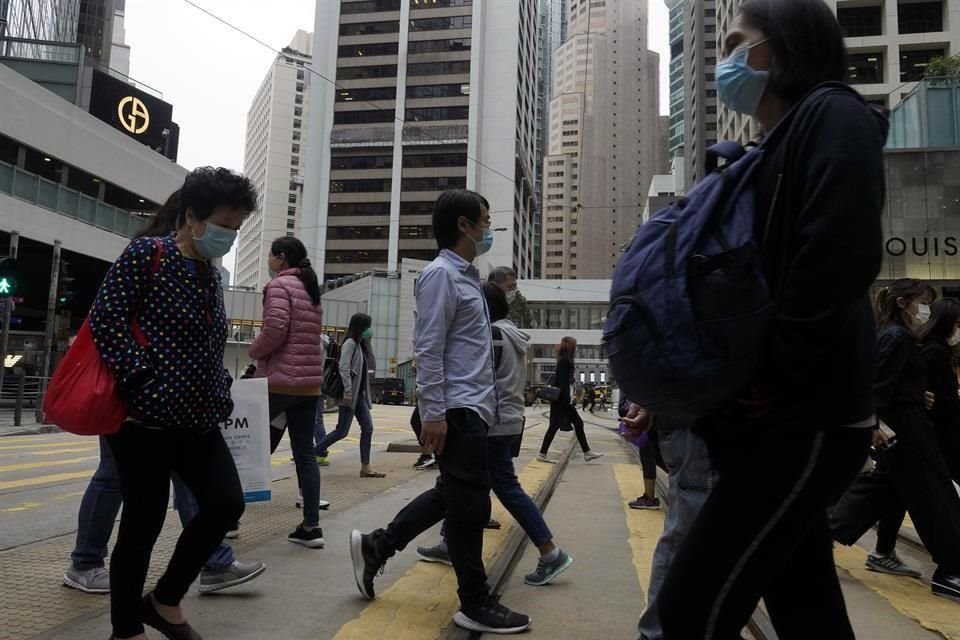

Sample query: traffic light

[57,261,75,308]
[0,257,17,298]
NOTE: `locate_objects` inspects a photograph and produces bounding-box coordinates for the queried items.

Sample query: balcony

[0,161,140,238]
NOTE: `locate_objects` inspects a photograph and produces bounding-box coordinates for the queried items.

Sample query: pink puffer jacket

[249,269,324,392]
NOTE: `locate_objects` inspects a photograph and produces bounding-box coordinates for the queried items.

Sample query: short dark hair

[432,189,490,250]
[739,0,848,105]
[921,298,960,345]
[488,266,517,286]
[179,166,257,225]
[483,282,509,323]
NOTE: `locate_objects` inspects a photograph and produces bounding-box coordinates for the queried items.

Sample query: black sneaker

[414,454,436,470]
[454,595,531,634]
[350,529,389,600]
[288,525,325,548]
[932,568,960,603]
[865,552,921,578]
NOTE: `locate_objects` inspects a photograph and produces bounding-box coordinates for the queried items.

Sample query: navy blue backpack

[603,141,775,419]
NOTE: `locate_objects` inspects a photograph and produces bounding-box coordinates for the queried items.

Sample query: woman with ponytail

[831,279,960,602]
[249,236,326,548]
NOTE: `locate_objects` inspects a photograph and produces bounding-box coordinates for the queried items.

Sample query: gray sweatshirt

[488,319,530,437]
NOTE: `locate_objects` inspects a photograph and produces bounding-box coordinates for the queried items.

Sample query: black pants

[540,403,590,454]
[658,427,871,640]
[381,408,491,610]
[106,424,244,638]
[831,405,960,573]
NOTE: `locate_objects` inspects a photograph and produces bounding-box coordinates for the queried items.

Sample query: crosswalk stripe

[834,545,960,639]
[0,447,97,458]
[0,470,94,491]
[331,455,556,639]
[0,456,98,474]
[0,441,90,451]
[612,463,666,610]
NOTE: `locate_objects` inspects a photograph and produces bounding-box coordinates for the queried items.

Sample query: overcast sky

[124,0,671,277]
[125,0,671,173]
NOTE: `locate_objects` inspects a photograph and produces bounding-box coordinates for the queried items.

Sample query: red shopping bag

[43,240,162,435]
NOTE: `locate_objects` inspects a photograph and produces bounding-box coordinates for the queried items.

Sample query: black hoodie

[751,85,890,431]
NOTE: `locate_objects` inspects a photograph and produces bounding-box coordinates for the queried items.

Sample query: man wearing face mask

[88,167,258,640]
[488,266,519,305]
[350,190,532,634]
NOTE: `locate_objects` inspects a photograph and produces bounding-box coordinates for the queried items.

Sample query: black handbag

[539,385,561,402]
[321,357,344,399]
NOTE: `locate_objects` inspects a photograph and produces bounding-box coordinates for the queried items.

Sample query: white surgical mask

[506,289,518,304]
[948,327,960,347]
[910,303,932,328]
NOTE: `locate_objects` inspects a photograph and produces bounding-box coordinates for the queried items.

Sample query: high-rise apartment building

[236,31,313,290]
[541,0,667,280]
[534,0,567,277]
[683,0,718,187]
[717,0,960,144]
[667,0,686,157]
[301,0,540,283]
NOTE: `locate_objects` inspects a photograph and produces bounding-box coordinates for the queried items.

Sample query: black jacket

[752,85,888,430]
[874,324,927,410]
[553,357,574,406]
[920,340,960,429]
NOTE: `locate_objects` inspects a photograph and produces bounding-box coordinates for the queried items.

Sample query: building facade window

[898,1,944,34]
[330,178,392,193]
[847,52,884,84]
[334,110,396,125]
[407,60,470,76]
[332,155,394,170]
[401,176,468,191]
[901,47,945,81]
[336,86,398,101]
[338,42,400,57]
[339,21,401,36]
[406,83,470,98]
[337,64,399,80]
[407,38,472,54]
[329,202,392,216]
[409,16,473,31]
[402,152,468,168]
[837,5,883,37]
[327,250,390,263]
[410,0,472,8]
[340,0,402,14]
[405,106,470,121]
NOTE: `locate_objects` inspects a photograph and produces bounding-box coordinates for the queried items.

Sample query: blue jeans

[637,418,713,640]
[318,401,374,465]
[442,434,553,547]
[268,393,322,527]
[71,437,235,571]
[314,403,328,457]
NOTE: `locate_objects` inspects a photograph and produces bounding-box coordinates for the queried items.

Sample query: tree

[925,56,960,78]
[509,290,533,328]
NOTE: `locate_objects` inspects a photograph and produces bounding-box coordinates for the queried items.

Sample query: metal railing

[0,374,47,426]
[0,35,80,64]
[0,160,138,238]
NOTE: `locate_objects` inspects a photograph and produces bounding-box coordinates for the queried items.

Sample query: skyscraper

[236,31,313,290]
[1,0,118,69]
[716,0,960,144]
[541,0,667,280]
[683,0,718,187]
[301,0,540,283]
[666,0,686,158]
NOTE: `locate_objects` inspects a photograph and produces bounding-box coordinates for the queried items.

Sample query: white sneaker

[297,493,330,510]
[537,454,557,464]
[584,451,605,462]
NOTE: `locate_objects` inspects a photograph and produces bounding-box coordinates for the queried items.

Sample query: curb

[0,424,61,437]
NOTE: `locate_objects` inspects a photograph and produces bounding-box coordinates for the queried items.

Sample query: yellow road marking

[1,501,44,513]
[0,441,90,451]
[0,456,98,473]
[0,470,94,491]
[0,435,54,443]
[834,545,960,640]
[332,456,555,640]
[612,463,666,609]
[0,447,97,458]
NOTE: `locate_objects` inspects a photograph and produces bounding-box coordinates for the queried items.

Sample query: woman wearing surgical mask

[250,236,326,548]
[657,1,892,638]
[315,313,385,478]
[89,167,256,640]
[832,279,960,605]
[920,298,960,484]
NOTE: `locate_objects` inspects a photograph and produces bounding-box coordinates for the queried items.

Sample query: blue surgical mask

[465,219,494,256]
[361,328,373,340]
[716,39,769,115]
[193,222,237,259]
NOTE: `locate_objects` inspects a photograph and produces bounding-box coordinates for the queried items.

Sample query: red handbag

[43,240,163,435]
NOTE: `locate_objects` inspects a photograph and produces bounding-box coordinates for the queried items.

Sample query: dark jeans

[831,405,960,573]
[317,401,374,465]
[541,403,590,454]
[71,437,235,573]
[380,408,491,610]
[314,403,328,457]
[106,424,244,639]
[440,434,553,547]
[658,427,871,640]
[268,393,321,527]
